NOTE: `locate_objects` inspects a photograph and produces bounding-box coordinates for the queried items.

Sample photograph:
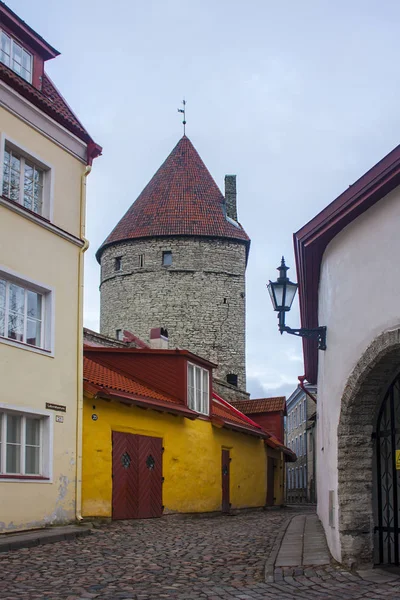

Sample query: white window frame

[187,362,209,415]
[0,30,33,83]
[0,134,54,221]
[0,403,53,482]
[0,265,54,357]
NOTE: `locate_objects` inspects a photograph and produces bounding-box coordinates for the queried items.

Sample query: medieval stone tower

[97,136,250,396]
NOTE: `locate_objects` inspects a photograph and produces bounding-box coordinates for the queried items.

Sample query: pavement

[0,506,400,599]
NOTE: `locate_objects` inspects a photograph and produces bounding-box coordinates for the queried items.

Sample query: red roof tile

[0,63,100,151]
[231,397,286,414]
[97,136,250,260]
[83,355,178,404]
[211,392,267,437]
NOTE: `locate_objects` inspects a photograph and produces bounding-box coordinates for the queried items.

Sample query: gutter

[75,165,91,523]
[298,375,317,404]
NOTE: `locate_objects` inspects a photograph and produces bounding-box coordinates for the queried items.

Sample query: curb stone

[264,516,292,583]
[0,525,92,553]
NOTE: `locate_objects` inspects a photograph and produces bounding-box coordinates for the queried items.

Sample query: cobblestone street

[1,507,400,600]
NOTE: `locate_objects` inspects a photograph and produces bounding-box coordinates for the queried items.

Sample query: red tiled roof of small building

[83,355,180,405]
[212,400,259,427]
[97,136,250,261]
[231,397,286,414]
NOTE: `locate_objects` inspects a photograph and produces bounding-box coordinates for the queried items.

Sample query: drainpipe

[75,165,91,522]
[298,375,317,404]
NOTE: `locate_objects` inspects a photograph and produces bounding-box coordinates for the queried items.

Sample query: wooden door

[136,434,163,518]
[112,431,163,520]
[266,457,275,506]
[222,449,230,513]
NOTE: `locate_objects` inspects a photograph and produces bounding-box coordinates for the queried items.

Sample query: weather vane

[177,99,186,135]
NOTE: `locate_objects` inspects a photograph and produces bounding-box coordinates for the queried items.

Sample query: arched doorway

[337,329,400,567]
[374,372,400,565]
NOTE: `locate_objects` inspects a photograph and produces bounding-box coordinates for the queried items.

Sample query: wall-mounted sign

[55,415,64,423]
[92,414,98,421]
[46,403,67,413]
[396,450,400,470]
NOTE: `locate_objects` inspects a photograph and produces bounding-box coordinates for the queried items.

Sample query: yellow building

[82,342,292,519]
[0,4,101,532]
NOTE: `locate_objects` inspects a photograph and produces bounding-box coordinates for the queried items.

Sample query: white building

[294,143,400,568]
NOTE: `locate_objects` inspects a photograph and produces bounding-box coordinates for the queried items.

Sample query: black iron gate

[374,373,400,565]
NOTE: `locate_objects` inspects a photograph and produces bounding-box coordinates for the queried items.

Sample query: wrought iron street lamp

[267,257,327,350]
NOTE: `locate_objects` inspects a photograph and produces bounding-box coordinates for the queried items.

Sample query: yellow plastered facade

[0,104,87,532]
[82,396,282,517]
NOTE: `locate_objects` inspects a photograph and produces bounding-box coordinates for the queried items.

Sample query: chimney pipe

[149,327,169,349]
[224,175,237,221]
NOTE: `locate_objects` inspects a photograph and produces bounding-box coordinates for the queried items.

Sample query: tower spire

[177,99,186,135]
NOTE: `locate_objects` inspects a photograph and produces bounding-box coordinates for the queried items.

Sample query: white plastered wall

[317,185,400,562]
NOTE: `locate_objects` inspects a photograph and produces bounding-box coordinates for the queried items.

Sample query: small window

[116,329,123,341]
[187,362,209,415]
[226,373,238,387]
[162,251,172,266]
[114,257,122,272]
[2,145,46,215]
[138,254,144,268]
[0,31,32,83]
[0,409,50,478]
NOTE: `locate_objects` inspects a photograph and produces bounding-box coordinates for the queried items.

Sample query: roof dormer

[0,1,59,90]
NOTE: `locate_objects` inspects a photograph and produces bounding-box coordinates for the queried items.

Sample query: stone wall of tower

[99,236,247,390]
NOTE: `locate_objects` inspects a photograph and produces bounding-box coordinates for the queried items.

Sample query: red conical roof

[96,136,249,261]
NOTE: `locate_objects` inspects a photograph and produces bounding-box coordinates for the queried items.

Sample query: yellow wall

[0,106,86,532]
[82,396,270,517]
[1,109,83,236]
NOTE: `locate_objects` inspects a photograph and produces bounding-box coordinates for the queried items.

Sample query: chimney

[224,175,237,221]
[149,327,169,349]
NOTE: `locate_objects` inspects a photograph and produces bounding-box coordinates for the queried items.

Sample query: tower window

[138,254,145,268]
[114,257,122,271]
[226,373,238,387]
[162,251,172,266]
[116,329,123,340]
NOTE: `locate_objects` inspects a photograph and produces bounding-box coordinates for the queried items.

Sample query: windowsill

[1,194,49,222]
[0,334,53,357]
[188,410,210,420]
[0,474,50,481]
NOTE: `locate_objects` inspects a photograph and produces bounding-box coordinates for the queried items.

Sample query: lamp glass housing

[267,279,298,312]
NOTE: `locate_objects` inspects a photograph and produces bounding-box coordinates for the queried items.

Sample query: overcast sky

[9,0,400,399]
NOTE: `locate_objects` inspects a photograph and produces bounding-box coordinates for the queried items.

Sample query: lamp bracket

[278,312,327,350]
